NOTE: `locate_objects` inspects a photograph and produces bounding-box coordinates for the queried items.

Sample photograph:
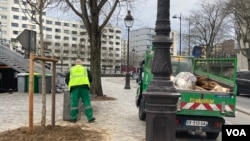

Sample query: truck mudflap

[176,115,224,139]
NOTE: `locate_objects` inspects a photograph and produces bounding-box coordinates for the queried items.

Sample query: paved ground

[0,77,146,141]
[1,77,249,141]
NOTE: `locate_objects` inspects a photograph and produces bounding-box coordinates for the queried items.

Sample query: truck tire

[139,98,146,121]
[206,132,219,140]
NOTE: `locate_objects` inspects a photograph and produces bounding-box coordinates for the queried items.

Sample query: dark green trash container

[26,73,40,93]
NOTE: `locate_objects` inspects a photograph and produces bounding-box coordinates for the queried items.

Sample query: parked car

[236,71,250,95]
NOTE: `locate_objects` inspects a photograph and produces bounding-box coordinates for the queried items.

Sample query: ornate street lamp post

[0,22,2,44]
[124,10,134,89]
[172,13,182,56]
[143,0,180,141]
[132,47,135,67]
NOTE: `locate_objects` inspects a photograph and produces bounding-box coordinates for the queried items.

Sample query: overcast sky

[47,0,201,33]
[132,0,200,32]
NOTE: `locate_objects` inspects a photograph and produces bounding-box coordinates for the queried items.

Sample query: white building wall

[0,0,122,73]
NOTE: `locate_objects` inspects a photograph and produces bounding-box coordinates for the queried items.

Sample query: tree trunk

[90,27,103,96]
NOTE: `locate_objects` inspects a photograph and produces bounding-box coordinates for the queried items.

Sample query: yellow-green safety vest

[68,65,90,90]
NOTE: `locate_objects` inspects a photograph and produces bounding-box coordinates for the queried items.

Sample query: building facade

[129,27,177,66]
[0,0,123,73]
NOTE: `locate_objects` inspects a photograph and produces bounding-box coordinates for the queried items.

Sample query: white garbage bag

[173,72,197,90]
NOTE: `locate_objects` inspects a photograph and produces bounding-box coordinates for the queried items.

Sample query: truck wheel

[139,99,146,121]
[206,132,219,140]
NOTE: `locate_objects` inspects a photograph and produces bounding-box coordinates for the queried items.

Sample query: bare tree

[19,0,58,127]
[186,0,233,57]
[227,0,250,69]
[57,0,132,96]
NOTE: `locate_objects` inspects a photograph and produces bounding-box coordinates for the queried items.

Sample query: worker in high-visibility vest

[65,59,95,123]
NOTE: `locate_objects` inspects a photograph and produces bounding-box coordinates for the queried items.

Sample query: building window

[13,31,19,35]
[80,32,86,35]
[14,0,19,4]
[55,21,61,26]
[13,15,19,19]
[55,35,61,39]
[55,43,60,46]
[80,25,84,28]
[11,23,18,27]
[22,1,27,5]
[115,30,121,33]
[72,37,77,41]
[46,27,52,31]
[22,16,27,20]
[115,42,120,45]
[46,20,52,24]
[22,24,27,28]
[64,23,69,27]
[64,30,69,34]
[32,25,36,29]
[63,43,69,47]
[72,31,77,35]
[115,48,120,51]
[46,34,52,39]
[11,7,19,12]
[1,15,7,19]
[72,24,78,28]
[109,29,114,33]
[31,17,36,22]
[64,37,69,40]
[0,7,7,12]
[116,36,120,39]
[22,9,28,13]
[55,29,61,33]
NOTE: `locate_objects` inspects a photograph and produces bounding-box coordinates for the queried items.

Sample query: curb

[236,106,250,115]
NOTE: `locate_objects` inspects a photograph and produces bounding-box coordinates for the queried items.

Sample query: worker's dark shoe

[69,119,77,123]
[88,117,96,123]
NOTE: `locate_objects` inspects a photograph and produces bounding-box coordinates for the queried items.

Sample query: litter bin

[63,90,83,121]
[38,74,52,93]
[17,73,29,93]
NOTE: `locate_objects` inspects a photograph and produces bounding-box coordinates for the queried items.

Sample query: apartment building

[129,27,177,66]
[0,0,123,73]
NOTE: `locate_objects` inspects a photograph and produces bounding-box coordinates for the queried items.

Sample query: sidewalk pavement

[1,77,249,141]
[0,77,146,141]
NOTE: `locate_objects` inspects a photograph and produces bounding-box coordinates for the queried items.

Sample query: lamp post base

[124,73,131,89]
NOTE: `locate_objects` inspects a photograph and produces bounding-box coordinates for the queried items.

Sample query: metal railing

[0,44,51,73]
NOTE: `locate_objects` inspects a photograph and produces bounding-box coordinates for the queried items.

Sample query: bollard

[63,90,83,121]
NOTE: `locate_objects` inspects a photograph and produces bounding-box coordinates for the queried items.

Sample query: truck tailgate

[177,90,236,117]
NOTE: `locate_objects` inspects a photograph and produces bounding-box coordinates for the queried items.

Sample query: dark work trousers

[70,87,93,121]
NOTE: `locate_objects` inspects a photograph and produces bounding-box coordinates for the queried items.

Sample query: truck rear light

[176,119,180,125]
[177,97,181,111]
[213,122,222,128]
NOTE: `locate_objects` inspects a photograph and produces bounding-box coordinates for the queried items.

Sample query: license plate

[186,120,208,127]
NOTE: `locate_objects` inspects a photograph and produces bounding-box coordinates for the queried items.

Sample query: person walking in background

[65,59,95,123]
